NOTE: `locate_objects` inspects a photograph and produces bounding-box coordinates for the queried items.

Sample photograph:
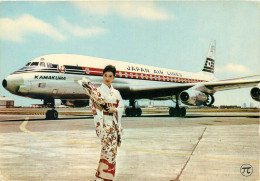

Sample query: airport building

[0,96,14,108]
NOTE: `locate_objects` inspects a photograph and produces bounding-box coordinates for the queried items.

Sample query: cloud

[72,1,172,21]
[58,18,107,38]
[0,14,66,42]
[216,63,250,74]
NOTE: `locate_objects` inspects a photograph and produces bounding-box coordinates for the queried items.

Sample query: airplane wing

[218,74,260,81]
[125,79,260,100]
[202,79,260,91]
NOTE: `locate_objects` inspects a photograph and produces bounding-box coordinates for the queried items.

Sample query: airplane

[2,41,260,119]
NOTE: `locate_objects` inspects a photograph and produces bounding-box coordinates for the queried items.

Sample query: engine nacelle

[250,86,260,102]
[180,90,214,106]
[61,100,89,107]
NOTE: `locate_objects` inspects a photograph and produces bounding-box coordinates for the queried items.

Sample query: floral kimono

[91,83,124,181]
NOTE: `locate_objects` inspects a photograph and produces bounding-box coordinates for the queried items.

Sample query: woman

[91,65,124,181]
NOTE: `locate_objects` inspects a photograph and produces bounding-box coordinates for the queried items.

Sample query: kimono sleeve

[90,99,103,139]
[113,90,124,128]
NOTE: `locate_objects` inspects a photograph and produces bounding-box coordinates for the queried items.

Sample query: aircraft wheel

[125,108,131,117]
[46,110,52,119]
[180,107,186,117]
[46,109,59,120]
[125,107,142,117]
[130,108,137,117]
[173,108,180,117]
[136,108,142,117]
[53,110,58,119]
[169,107,174,117]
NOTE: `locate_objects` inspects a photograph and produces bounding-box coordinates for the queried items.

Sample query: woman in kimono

[91,65,124,181]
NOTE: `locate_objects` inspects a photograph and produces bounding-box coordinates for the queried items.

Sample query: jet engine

[250,85,260,102]
[61,100,89,107]
[180,90,214,106]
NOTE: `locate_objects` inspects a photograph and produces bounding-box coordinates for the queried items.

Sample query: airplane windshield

[30,62,39,66]
[47,62,53,68]
[25,61,53,68]
[39,62,45,67]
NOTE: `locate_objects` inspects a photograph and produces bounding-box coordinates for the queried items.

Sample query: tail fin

[202,40,216,74]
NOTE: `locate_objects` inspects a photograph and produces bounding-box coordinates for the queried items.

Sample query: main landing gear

[169,95,186,117]
[125,99,142,117]
[44,98,58,120]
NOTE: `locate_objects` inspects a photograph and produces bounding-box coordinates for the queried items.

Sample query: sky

[0,1,259,107]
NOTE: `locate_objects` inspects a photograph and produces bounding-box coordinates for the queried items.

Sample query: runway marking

[19,119,260,164]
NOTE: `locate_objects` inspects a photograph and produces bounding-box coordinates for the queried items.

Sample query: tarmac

[0,111,259,181]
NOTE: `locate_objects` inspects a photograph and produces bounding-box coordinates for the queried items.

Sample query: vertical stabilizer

[202,40,216,74]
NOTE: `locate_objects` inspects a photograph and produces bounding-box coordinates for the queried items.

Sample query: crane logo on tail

[202,40,216,74]
[202,58,215,73]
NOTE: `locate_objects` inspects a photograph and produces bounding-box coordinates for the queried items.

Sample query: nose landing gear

[44,98,59,120]
[46,109,58,120]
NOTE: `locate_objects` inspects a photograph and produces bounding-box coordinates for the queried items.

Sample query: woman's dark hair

[103,65,116,76]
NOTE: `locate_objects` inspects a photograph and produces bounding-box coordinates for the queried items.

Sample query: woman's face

[103,71,115,87]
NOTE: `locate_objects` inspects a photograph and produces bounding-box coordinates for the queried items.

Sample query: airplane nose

[2,79,7,88]
[3,75,24,94]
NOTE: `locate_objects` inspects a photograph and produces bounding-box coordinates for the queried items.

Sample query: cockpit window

[25,61,53,68]
[47,62,53,68]
[30,62,39,66]
[40,62,45,67]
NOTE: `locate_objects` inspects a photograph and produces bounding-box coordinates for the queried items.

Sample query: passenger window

[30,62,39,66]
[26,62,31,66]
[40,62,45,67]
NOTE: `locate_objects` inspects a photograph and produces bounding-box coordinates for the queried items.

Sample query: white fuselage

[3,54,217,101]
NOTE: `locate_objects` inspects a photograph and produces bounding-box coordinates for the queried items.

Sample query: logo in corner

[57,65,66,73]
[240,164,253,177]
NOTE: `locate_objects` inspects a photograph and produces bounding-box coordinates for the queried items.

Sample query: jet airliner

[2,41,260,119]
